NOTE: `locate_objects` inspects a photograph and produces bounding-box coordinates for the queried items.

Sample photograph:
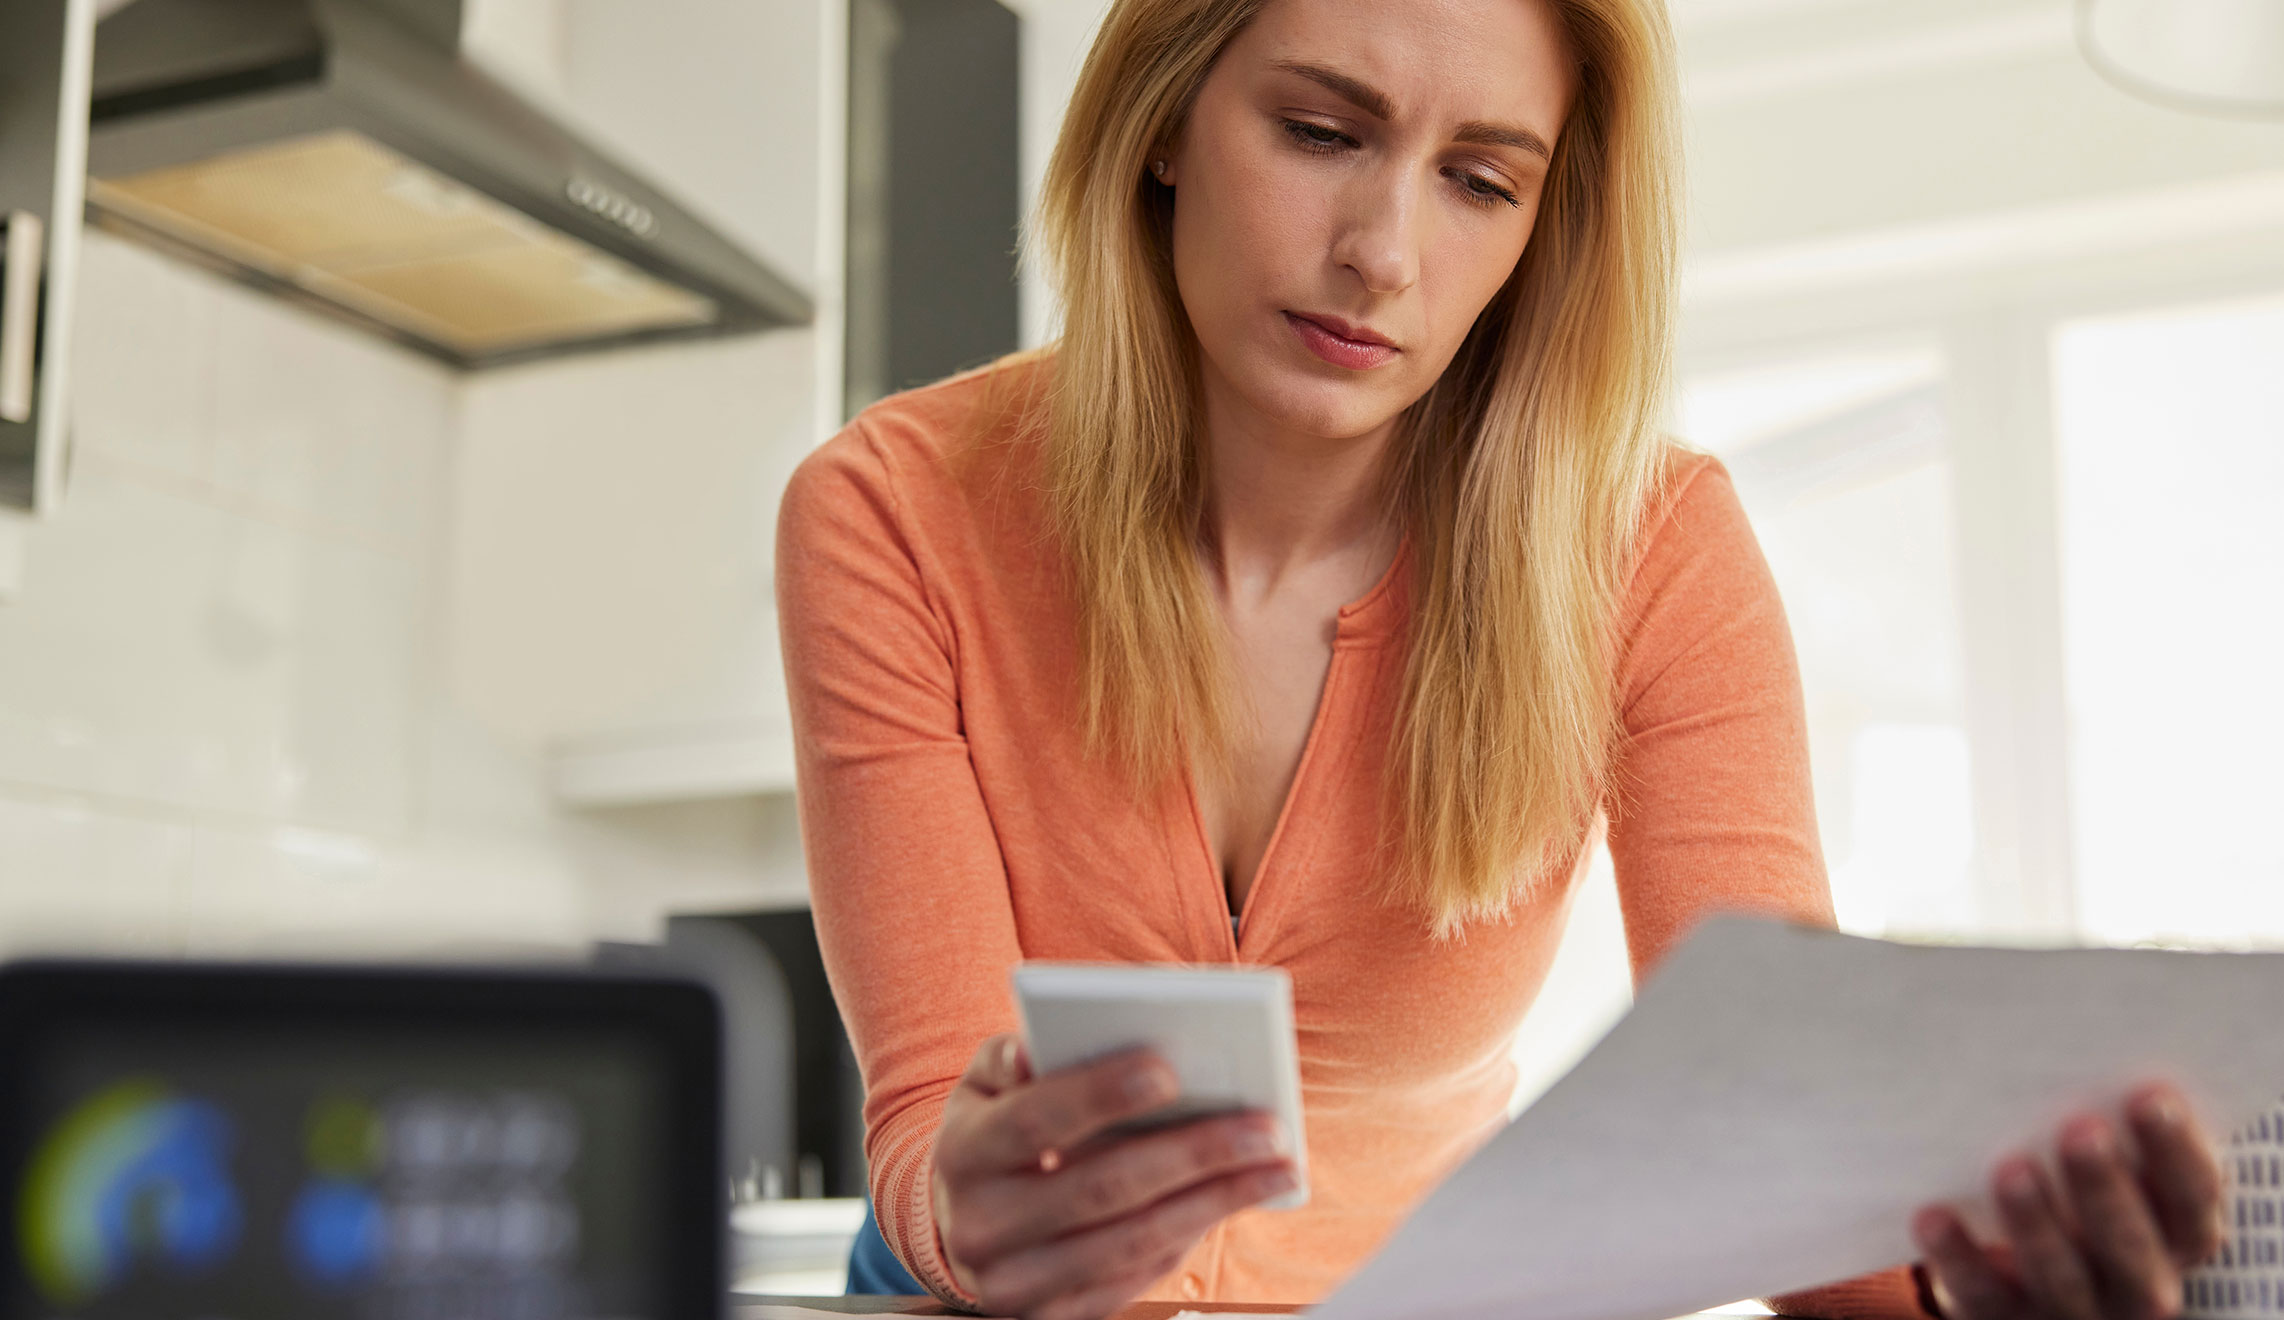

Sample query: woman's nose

[1331,167,1423,295]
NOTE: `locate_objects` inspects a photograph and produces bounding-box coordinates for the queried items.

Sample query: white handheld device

[1010,961,1309,1209]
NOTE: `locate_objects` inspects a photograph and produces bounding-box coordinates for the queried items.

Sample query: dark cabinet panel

[845,0,1021,420]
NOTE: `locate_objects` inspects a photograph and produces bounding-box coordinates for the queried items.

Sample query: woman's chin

[1271,391,1403,443]
[1235,367,1400,440]
[1200,339,1407,441]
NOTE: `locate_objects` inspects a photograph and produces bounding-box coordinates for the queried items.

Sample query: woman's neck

[1196,375,1404,602]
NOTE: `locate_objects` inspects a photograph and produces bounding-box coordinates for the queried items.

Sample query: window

[1512,343,1982,1112]
[2052,288,2284,947]
[1678,346,1977,937]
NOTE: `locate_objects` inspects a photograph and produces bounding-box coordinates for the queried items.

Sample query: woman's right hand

[928,1031,1299,1320]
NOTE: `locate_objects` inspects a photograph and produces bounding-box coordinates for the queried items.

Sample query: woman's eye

[1279,119,1347,153]
[1278,119,1522,211]
[1459,172,1522,209]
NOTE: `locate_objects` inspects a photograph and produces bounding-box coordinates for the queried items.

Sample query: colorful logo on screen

[16,1079,243,1305]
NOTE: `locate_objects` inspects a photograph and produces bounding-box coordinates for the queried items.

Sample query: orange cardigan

[776,350,1930,1319]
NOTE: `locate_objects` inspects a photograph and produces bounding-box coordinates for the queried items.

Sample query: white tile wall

[14,460,426,831]
[0,232,619,960]
[204,283,449,558]
[0,794,189,956]
[178,825,593,961]
[67,234,213,484]
[451,328,813,746]
[0,0,838,961]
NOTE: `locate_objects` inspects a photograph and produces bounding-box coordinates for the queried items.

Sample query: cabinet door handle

[0,210,41,426]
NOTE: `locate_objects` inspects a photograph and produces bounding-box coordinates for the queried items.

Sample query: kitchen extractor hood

[83,0,812,370]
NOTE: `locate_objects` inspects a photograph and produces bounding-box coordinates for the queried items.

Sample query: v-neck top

[776,352,1927,1319]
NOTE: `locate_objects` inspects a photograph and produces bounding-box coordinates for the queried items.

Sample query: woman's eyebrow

[1268,58,1553,161]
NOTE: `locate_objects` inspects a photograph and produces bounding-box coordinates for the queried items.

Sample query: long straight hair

[1014,0,1684,937]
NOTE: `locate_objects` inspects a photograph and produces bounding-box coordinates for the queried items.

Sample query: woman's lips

[1285,312,1399,370]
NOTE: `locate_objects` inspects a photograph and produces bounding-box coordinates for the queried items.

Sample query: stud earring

[1151,159,1167,178]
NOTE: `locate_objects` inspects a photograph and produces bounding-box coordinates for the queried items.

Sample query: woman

[775,0,2226,1317]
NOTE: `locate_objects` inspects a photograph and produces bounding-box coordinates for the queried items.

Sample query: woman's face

[1160,0,1577,443]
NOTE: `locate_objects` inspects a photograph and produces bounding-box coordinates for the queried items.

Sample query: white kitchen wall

[0,0,843,959]
[448,0,840,937]
[0,230,590,960]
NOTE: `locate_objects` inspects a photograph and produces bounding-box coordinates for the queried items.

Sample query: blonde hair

[1011,0,1684,937]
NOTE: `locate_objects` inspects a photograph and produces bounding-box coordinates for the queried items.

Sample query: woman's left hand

[1912,1082,2228,1320]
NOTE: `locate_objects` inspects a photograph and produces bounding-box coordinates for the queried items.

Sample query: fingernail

[1999,1159,2041,1204]
[1127,1066,1175,1105]
[1234,1129,1278,1161]
[2137,1090,2186,1128]
[2064,1117,2115,1162]
[1911,1207,1949,1252]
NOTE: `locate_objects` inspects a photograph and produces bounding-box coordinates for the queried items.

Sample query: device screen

[6,1024,673,1320]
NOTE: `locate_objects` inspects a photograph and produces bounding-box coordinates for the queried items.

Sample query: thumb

[963,1031,1033,1096]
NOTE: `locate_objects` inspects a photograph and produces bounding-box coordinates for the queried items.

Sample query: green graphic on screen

[16,1078,243,1304]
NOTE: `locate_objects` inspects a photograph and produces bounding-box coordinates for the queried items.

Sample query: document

[1311,915,2284,1320]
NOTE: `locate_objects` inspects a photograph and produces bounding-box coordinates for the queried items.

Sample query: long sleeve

[775,421,1017,1308]
[1604,453,1935,1320]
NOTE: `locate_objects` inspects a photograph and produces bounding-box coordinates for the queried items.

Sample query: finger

[1994,1155,2104,1320]
[982,1162,1294,1314]
[966,1112,1291,1255]
[1029,1248,1185,1320]
[956,1046,1179,1176]
[2059,1114,2182,1320]
[976,1161,1298,1315]
[2125,1083,2227,1268]
[1914,1204,2023,1320]
[958,1033,1033,1099]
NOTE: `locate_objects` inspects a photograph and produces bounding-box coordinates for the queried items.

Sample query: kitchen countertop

[731,1296,1300,1320]
[730,1293,1775,1319]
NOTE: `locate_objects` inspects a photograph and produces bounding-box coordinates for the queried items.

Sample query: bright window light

[2053,289,2284,948]
[1679,346,1973,938]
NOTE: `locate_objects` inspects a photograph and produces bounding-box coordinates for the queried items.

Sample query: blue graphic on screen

[17,1079,243,1305]
[288,1094,386,1285]
[288,1178,386,1284]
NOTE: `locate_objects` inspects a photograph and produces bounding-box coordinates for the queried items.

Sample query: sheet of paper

[1312,915,2284,1320]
